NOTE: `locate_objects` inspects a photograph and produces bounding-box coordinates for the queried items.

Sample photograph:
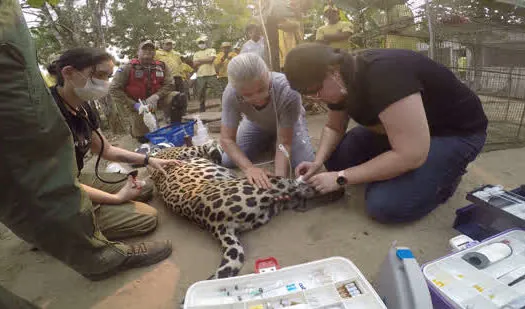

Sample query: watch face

[337,176,346,186]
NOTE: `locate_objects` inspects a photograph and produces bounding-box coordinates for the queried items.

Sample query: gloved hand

[138,104,150,115]
[134,102,141,111]
[145,94,160,111]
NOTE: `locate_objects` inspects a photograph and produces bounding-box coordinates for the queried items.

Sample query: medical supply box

[422,229,525,309]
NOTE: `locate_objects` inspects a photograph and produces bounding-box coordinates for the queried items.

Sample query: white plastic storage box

[184,257,387,309]
[422,229,525,309]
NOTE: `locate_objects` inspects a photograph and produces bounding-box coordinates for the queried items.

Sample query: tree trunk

[88,0,107,48]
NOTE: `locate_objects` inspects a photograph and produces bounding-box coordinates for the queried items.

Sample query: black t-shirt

[51,86,100,172]
[337,49,488,136]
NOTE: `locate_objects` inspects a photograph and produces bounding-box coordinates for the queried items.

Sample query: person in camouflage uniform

[110,41,175,142]
[0,2,172,306]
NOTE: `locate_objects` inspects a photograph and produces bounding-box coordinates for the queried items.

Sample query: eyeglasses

[239,76,272,104]
[302,73,347,103]
[91,69,113,81]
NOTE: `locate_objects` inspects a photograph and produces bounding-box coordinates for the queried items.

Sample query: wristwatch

[336,170,348,186]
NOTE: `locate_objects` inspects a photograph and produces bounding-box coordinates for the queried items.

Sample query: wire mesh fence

[342,0,525,151]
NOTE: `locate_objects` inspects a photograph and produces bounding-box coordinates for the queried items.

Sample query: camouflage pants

[217,77,229,95]
[0,1,130,281]
[196,75,221,111]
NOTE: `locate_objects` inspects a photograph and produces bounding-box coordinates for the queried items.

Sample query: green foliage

[27,0,60,7]
[27,0,46,8]
[30,26,61,64]
[24,0,523,65]
[432,0,525,25]
[108,0,253,58]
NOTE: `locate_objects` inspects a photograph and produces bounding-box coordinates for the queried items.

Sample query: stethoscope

[57,89,138,184]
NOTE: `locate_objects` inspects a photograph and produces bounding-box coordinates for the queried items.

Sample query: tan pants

[78,172,158,240]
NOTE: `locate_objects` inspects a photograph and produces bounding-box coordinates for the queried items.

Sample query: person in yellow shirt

[214,42,237,93]
[193,36,218,112]
[181,58,194,100]
[155,38,184,92]
[42,70,57,87]
[316,5,353,51]
[278,17,302,70]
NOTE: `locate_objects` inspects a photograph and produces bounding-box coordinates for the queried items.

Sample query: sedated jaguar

[150,141,318,279]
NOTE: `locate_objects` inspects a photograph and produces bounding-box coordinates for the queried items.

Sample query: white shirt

[241,38,266,62]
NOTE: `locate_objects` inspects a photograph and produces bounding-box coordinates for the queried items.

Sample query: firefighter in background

[316,5,353,51]
[181,56,194,100]
[278,17,302,70]
[155,38,185,92]
[110,40,182,143]
[193,36,219,112]
[214,41,237,93]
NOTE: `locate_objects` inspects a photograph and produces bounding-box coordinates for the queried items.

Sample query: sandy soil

[1,113,524,309]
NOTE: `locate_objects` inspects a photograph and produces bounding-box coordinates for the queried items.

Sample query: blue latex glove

[134,102,141,111]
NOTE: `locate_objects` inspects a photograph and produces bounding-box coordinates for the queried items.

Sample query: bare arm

[195,56,215,66]
[90,129,147,165]
[323,31,351,42]
[341,93,430,184]
[274,127,294,177]
[219,125,254,171]
[313,110,350,164]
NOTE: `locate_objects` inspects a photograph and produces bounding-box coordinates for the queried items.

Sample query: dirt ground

[1,113,524,309]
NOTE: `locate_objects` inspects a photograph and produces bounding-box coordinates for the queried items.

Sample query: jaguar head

[202,139,223,165]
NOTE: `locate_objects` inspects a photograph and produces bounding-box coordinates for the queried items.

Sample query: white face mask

[73,73,110,101]
[198,43,206,49]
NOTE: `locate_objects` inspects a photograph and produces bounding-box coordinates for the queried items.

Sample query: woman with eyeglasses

[284,43,488,223]
[220,53,315,189]
[48,47,180,244]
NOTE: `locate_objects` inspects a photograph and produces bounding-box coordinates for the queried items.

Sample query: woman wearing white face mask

[48,48,181,241]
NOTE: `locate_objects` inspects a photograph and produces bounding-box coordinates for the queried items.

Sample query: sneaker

[84,240,172,281]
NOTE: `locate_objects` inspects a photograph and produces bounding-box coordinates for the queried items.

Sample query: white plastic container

[183,257,387,309]
[422,229,525,309]
[192,116,212,146]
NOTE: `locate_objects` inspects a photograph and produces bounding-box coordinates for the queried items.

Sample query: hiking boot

[84,240,172,281]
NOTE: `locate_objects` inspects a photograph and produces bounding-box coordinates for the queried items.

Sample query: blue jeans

[325,126,486,223]
[222,115,315,169]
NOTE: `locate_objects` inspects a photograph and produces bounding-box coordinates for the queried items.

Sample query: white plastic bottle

[192,115,211,146]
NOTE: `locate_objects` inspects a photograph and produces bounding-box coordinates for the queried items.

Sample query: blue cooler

[145,121,195,146]
[422,229,525,309]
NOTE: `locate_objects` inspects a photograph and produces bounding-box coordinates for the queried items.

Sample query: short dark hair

[284,43,343,94]
[47,47,114,86]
